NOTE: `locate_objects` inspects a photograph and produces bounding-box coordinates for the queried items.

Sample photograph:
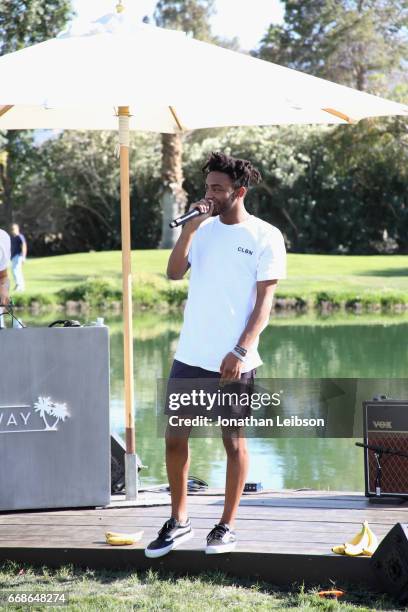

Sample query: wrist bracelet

[231,349,246,362]
[234,344,247,357]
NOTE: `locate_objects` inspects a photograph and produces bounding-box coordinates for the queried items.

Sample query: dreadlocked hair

[202,152,262,188]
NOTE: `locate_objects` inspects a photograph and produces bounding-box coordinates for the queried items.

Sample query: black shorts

[164,359,256,420]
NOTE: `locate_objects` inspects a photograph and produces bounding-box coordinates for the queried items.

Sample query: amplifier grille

[368,433,408,495]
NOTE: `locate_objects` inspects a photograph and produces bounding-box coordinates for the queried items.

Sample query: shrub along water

[9,277,408,313]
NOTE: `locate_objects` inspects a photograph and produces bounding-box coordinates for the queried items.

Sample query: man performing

[145,152,286,558]
[0,227,11,306]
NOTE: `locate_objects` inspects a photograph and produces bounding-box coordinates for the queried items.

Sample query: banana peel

[332,544,346,555]
[332,523,365,555]
[362,524,378,556]
[332,521,378,557]
[105,530,144,546]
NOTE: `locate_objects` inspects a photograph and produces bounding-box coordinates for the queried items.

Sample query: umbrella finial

[116,1,125,13]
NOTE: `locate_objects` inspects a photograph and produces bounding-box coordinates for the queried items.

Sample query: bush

[314,291,343,308]
[133,282,163,308]
[11,293,57,308]
[380,293,408,309]
[163,284,188,306]
[57,278,122,307]
[10,277,408,314]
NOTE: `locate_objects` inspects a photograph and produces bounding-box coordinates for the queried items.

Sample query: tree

[26,130,162,255]
[255,0,408,93]
[11,120,408,255]
[153,0,214,40]
[182,121,408,255]
[0,0,73,226]
[153,0,215,248]
[252,0,408,255]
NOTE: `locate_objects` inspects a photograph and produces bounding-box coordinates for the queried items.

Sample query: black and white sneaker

[145,518,193,558]
[205,523,236,554]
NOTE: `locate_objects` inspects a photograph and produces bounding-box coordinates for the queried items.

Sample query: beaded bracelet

[231,348,246,362]
[234,344,247,357]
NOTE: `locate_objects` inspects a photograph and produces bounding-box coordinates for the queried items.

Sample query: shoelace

[158,519,176,538]
[207,523,228,542]
[158,518,187,538]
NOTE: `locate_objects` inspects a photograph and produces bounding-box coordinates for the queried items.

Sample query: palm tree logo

[34,397,70,431]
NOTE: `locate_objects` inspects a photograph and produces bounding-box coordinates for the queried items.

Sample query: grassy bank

[0,562,400,611]
[9,251,408,312]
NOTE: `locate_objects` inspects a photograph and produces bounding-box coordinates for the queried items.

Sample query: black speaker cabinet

[371,523,408,603]
[363,400,408,499]
[110,433,143,494]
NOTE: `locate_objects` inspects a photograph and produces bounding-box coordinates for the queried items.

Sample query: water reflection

[21,311,408,491]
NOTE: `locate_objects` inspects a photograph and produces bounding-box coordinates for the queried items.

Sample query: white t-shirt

[174,214,287,373]
[0,229,11,271]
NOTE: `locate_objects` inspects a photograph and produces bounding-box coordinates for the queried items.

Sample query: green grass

[10,251,408,311]
[21,251,408,295]
[23,251,164,295]
[284,254,408,296]
[0,562,402,611]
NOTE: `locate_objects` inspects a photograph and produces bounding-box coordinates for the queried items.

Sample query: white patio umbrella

[0,6,407,499]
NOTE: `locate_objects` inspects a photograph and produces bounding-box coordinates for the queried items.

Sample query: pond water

[19,310,408,492]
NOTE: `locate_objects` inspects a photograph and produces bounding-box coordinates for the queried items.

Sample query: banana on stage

[332,522,366,555]
[331,521,378,557]
[105,530,144,546]
[332,544,347,555]
[361,522,378,556]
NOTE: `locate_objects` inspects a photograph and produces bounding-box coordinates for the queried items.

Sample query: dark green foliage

[20,130,162,254]
[251,0,408,252]
[255,0,408,93]
[1,0,408,256]
[0,0,73,55]
[183,120,408,254]
[0,0,73,225]
[154,0,214,40]
[57,278,122,307]
[5,119,408,256]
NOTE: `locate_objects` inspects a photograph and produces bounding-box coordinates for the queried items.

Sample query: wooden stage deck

[1,490,407,589]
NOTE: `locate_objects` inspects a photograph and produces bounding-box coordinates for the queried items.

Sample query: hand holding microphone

[169,198,215,229]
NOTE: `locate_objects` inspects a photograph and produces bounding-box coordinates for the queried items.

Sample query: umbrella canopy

[0,14,407,130]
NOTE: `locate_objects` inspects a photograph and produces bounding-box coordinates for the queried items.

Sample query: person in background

[9,223,27,292]
[0,227,11,308]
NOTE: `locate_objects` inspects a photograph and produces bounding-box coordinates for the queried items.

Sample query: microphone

[169,208,205,229]
[356,442,387,454]
[355,441,408,458]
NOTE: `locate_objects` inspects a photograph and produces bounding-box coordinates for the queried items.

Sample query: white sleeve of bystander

[0,229,11,272]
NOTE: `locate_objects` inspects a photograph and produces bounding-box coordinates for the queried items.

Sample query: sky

[70,0,284,50]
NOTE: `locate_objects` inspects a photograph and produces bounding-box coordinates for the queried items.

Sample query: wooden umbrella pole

[118,105,138,499]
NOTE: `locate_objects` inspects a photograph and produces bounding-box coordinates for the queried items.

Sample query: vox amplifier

[362,400,408,499]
